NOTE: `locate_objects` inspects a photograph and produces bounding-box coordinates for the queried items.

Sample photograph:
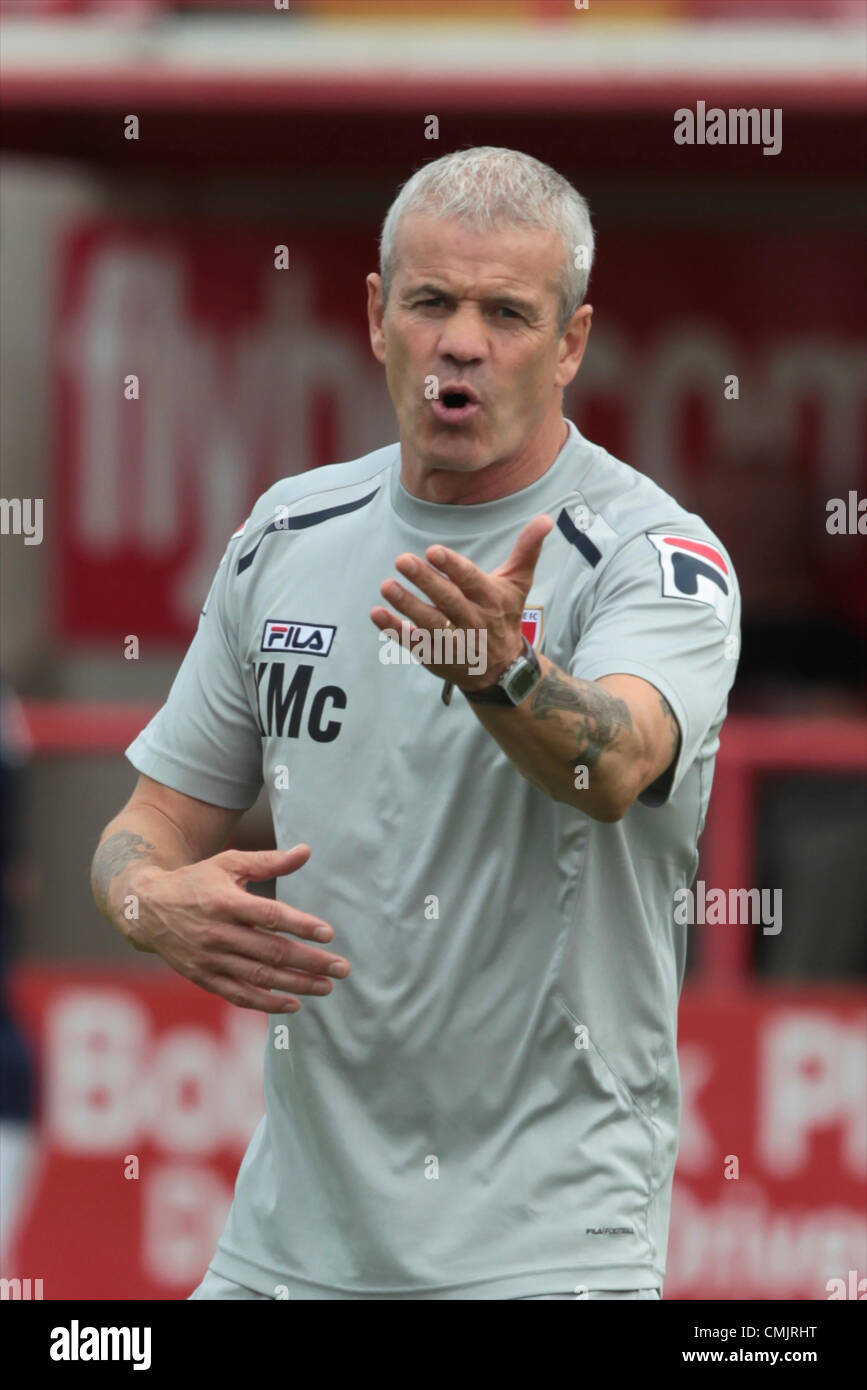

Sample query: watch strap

[463,679,514,706]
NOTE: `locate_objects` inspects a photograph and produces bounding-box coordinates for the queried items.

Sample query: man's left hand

[370,513,554,693]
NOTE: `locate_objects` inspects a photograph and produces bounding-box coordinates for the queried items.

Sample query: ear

[554,303,592,390]
[367,273,387,365]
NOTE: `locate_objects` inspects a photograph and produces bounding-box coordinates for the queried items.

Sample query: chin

[425,445,489,473]
[420,428,489,469]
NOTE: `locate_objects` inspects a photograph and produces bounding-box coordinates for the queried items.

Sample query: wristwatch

[463,636,542,706]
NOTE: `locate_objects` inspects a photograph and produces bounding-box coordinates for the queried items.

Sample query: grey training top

[126,419,740,1299]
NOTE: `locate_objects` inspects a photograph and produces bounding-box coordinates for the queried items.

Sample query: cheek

[385,328,420,393]
[531,342,561,386]
[512,345,552,395]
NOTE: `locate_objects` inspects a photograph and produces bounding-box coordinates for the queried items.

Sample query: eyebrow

[406,283,538,317]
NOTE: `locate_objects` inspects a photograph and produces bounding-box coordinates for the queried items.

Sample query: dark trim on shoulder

[556,507,602,567]
[237,488,380,574]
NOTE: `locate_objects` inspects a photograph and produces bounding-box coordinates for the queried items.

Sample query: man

[91,147,739,1300]
[0,679,36,1269]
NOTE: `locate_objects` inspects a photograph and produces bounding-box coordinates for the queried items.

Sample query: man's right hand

[125,843,348,1014]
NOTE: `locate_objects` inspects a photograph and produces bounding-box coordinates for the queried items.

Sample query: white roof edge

[1,19,865,80]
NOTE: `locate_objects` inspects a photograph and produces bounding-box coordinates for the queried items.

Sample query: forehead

[392,212,564,300]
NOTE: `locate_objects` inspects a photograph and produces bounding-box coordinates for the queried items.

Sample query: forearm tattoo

[92,830,157,906]
[529,668,634,770]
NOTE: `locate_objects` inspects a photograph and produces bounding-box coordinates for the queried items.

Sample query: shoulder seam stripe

[237,487,380,574]
[556,507,602,567]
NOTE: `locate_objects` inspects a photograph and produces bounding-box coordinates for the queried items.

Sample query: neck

[400,415,569,505]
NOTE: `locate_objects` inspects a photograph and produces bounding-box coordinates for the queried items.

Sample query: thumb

[221,844,311,883]
[496,514,554,589]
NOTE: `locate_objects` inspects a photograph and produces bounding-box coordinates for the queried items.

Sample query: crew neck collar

[389,418,585,539]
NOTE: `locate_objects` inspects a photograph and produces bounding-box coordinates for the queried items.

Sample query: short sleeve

[568,528,740,806]
[125,541,263,810]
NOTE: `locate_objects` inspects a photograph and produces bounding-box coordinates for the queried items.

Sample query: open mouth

[432,386,480,424]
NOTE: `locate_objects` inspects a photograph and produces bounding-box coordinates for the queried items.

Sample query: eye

[495,306,521,320]
[418,297,445,308]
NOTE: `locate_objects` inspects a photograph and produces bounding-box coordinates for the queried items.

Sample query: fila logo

[521,607,545,648]
[647,534,733,625]
[262,620,336,656]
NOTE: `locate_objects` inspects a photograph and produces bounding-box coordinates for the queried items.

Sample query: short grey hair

[378,146,595,334]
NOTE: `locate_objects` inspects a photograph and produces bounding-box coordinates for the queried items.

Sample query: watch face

[504,661,539,704]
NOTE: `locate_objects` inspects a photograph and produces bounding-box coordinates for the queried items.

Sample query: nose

[435,304,487,367]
